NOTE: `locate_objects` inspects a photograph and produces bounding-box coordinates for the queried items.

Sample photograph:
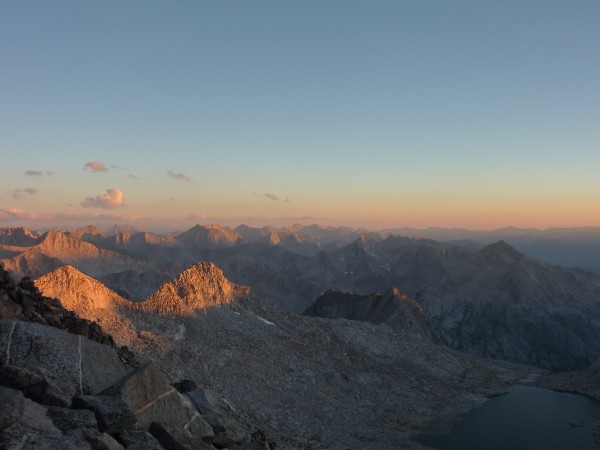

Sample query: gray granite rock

[117,429,165,450]
[47,406,98,432]
[67,427,125,450]
[0,385,26,431]
[73,395,136,434]
[185,389,251,447]
[0,385,63,445]
[0,320,129,404]
[2,433,92,450]
[148,422,214,450]
[101,363,213,441]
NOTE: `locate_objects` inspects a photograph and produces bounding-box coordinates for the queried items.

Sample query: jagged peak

[37,264,119,292]
[352,234,377,250]
[35,265,130,310]
[186,223,232,232]
[383,287,411,301]
[481,240,522,260]
[140,262,251,315]
[175,224,244,248]
[35,230,78,248]
[34,230,106,255]
[174,261,230,280]
[0,227,39,246]
[234,223,254,232]
[37,229,67,241]
[0,226,37,237]
[68,224,104,235]
[104,224,139,236]
[52,264,85,276]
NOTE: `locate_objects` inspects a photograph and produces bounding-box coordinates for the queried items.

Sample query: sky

[1,1,599,232]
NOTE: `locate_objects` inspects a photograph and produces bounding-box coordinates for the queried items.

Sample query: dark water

[416,386,600,450]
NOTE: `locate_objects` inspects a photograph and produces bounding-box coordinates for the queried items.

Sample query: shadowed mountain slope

[304,287,436,342]
[415,241,600,370]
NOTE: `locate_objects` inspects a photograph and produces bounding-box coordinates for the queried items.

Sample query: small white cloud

[81,188,125,209]
[265,193,280,201]
[24,170,44,177]
[84,161,108,173]
[167,170,191,182]
[189,212,207,220]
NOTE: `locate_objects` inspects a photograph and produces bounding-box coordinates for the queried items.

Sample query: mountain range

[2,220,600,447]
[2,224,600,371]
[18,263,526,448]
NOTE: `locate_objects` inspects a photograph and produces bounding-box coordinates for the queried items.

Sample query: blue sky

[1,1,599,230]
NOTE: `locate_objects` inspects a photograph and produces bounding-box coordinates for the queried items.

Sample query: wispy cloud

[0,207,138,223]
[254,192,290,203]
[84,161,108,173]
[12,187,38,199]
[24,170,44,177]
[0,207,44,220]
[167,170,191,182]
[111,164,139,180]
[81,188,125,209]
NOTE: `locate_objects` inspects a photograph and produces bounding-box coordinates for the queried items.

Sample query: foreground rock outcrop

[0,268,120,349]
[0,266,272,449]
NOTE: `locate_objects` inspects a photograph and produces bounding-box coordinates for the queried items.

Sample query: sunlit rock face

[139,262,251,315]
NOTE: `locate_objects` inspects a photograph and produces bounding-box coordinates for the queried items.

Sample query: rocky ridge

[0,267,121,351]
[35,266,139,347]
[176,224,244,248]
[0,265,274,449]
[1,230,151,281]
[303,287,435,342]
[140,262,251,315]
[0,227,39,247]
[4,225,600,371]
[30,261,532,449]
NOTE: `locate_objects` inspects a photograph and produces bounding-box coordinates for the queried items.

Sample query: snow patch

[175,324,186,341]
[255,315,275,326]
